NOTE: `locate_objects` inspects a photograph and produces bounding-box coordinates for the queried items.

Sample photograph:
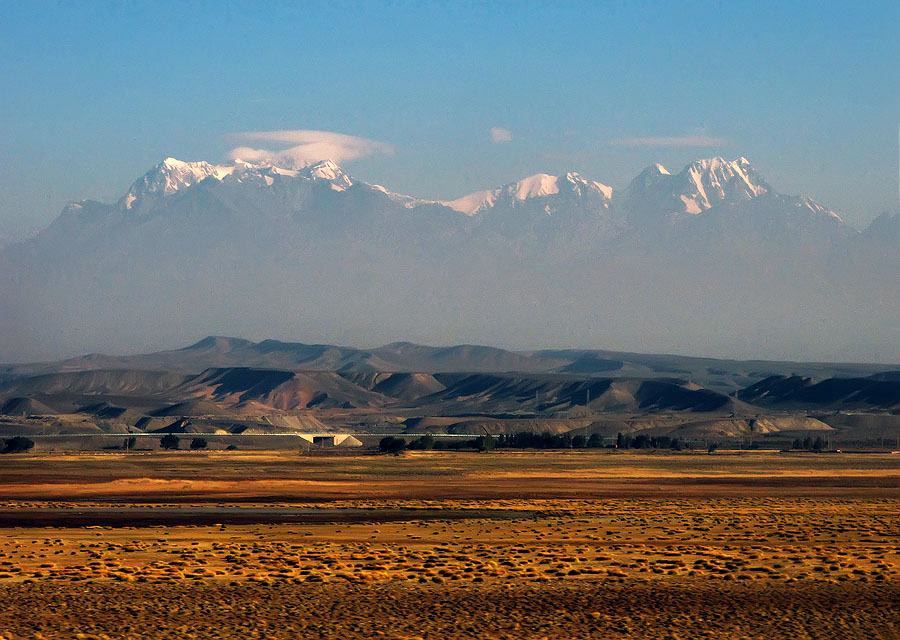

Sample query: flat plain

[1,450,899,639]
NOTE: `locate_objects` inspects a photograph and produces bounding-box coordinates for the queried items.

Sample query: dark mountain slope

[738,374,900,411]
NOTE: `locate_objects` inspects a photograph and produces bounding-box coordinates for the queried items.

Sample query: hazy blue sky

[2,0,898,238]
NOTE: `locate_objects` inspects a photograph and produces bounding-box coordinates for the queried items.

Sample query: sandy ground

[0,450,898,639]
[3,581,899,640]
[2,450,900,501]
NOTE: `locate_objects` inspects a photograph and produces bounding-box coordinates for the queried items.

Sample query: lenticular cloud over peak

[226,129,394,168]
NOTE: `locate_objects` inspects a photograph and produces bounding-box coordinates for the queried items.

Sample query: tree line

[381,431,705,453]
[790,436,827,451]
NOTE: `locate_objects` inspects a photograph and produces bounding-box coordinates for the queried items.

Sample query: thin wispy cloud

[226,129,394,167]
[609,134,730,147]
[490,127,513,143]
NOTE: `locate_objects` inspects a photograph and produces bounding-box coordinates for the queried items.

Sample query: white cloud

[608,135,730,147]
[225,129,394,167]
[490,126,513,143]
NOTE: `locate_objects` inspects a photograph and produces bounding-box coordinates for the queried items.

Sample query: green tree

[1,436,34,454]
[477,434,496,452]
[190,437,208,450]
[379,436,406,454]
[707,442,719,454]
[160,434,180,450]
[408,435,435,450]
[633,434,651,449]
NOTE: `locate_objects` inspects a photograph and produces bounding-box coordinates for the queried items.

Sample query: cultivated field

[1,451,899,639]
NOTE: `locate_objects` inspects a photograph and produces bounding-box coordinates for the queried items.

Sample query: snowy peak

[561,172,614,200]
[121,157,355,211]
[226,159,353,191]
[442,189,497,215]
[511,173,561,200]
[443,172,613,215]
[122,158,234,210]
[625,156,770,218]
[678,157,769,212]
[634,163,671,182]
[302,159,353,190]
[790,196,844,222]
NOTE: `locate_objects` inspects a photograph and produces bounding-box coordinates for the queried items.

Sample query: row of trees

[398,431,838,454]
[791,436,827,451]
[160,434,208,450]
[381,434,498,453]
[382,431,722,453]
[616,433,691,451]
[0,435,219,454]
[500,432,602,449]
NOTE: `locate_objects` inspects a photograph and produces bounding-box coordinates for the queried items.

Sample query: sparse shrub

[379,436,406,454]
[225,444,238,451]
[190,437,208,450]
[160,434,180,450]
[1,436,34,454]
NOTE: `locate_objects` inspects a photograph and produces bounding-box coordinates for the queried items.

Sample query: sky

[1,0,899,239]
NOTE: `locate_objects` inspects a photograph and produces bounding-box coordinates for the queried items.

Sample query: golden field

[0,450,898,639]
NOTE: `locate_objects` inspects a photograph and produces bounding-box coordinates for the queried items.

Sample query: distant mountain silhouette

[1,156,897,363]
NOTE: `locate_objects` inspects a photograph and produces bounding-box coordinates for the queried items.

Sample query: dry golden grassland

[0,450,898,639]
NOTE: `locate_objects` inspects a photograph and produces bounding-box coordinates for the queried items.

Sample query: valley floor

[0,451,898,639]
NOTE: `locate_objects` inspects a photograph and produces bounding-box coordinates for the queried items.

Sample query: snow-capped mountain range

[95,153,857,246]
[111,154,839,224]
[0,155,896,364]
